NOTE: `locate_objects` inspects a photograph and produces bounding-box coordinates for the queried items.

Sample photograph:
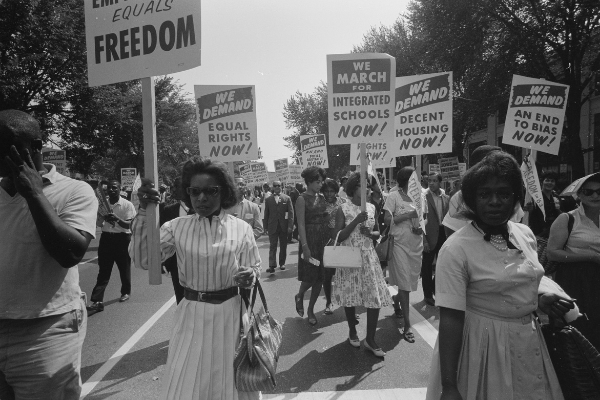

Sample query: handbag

[323,230,362,269]
[540,316,600,400]
[233,281,283,392]
[536,213,574,275]
[375,225,393,267]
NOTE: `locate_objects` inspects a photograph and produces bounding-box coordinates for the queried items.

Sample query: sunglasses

[186,186,221,197]
[580,188,600,196]
[272,184,281,187]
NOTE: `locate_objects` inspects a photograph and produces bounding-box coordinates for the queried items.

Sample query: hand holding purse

[323,230,362,269]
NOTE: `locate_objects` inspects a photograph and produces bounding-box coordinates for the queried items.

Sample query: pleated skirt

[161,296,261,400]
[426,310,563,400]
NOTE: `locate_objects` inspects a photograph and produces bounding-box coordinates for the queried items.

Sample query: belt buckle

[198,292,207,302]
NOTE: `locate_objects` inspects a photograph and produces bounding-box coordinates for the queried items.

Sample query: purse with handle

[323,230,362,269]
[375,225,393,267]
[234,281,283,392]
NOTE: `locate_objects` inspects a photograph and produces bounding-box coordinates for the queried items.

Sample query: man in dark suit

[422,172,449,306]
[287,182,300,243]
[263,180,294,273]
[159,177,191,304]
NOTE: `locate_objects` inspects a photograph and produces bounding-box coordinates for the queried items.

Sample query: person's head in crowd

[302,166,326,193]
[421,170,429,189]
[321,178,340,204]
[262,183,270,193]
[541,171,558,192]
[577,173,600,211]
[345,172,371,200]
[461,151,523,229]
[469,145,502,168]
[234,177,246,202]
[272,180,282,195]
[428,172,443,193]
[396,167,415,190]
[295,182,304,193]
[159,183,168,193]
[340,176,349,190]
[106,179,122,202]
[181,157,237,217]
[0,110,44,177]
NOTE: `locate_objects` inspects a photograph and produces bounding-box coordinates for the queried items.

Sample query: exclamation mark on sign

[246,142,253,154]
[547,137,556,147]
[379,122,387,136]
[382,151,387,159]
[438,134,446,146]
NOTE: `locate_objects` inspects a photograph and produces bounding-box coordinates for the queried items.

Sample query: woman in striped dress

[131,158,261,400]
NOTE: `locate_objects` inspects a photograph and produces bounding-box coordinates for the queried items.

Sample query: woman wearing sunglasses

[131,157,261,400]
[547,172,600,351]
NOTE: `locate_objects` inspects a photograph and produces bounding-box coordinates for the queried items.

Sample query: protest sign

[267,171,278,184]
[520,154,545,221]
[300,134,329,168]
[390,72,453,157]
[429,163,440,175]
[244,162,268,187]
[407,171,426,231]
[458,163,466,177]
[121,168,137,191]
[327,53,396,145]
[288,164,304,184]
[439,156,460,181]
[502,75,569,155]
[239,163,252,183]
[42,149,68,175]
[274,158,289,183]
[84,0,201,87]
[195,85,258,162]
[350,142,394,168]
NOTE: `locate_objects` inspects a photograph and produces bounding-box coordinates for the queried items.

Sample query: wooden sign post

[360,144,367,212]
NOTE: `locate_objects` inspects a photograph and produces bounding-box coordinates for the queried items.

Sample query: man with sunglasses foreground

[264,180,294,273]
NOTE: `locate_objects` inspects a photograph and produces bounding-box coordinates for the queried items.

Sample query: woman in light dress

[133,157,261,400]
[426,151,574,400]
[383,166,423,343]
[332,172,391,357]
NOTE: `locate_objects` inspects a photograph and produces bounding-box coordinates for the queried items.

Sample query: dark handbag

[375,225,394,267]
[541,316,600,400]
[233,281,283,392]
[536,213,574,275]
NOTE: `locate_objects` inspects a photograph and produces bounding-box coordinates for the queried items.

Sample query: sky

[170,0,410,171]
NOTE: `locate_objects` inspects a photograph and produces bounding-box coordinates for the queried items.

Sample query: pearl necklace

[488,234,508,252]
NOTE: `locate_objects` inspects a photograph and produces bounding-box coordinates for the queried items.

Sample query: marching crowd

[1,109,599,399]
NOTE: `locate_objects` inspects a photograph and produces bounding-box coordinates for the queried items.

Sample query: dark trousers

[421,227,446,299]
[269,225,288,267]
[91,232,132,302]
[165,259,184,304]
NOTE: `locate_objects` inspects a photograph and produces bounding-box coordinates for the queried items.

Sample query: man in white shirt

[0,110,97,399]
[225,177,263,240]
[88,179,136,312]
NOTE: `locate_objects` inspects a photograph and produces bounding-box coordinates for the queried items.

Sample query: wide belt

[183,287,239,304]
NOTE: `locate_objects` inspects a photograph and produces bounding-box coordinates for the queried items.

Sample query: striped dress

[130,209,262,400]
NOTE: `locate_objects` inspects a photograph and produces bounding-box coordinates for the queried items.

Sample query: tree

[282,82,351,180]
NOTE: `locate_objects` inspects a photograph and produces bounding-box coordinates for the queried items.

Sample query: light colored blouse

[564,204,600,255]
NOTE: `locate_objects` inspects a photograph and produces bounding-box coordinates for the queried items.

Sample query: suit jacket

[424,189,449,249]
[224,199,264,239]
[263,193,294,234]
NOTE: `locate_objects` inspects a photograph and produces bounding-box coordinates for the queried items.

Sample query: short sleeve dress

[297,192,330,283]
[332,202,391,309]
[425,221,563,400]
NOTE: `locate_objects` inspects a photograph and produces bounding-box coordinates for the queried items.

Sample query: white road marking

[78,256,98,266]
[80,296,176,399]
[263,387,427,399]
[387,286,438,349]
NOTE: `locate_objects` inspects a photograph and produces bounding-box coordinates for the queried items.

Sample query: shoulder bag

[234,281,283,392]
[323,230,362,269]
[375,225,394,267]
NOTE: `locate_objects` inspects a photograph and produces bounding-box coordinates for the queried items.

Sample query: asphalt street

[78,227,440,399]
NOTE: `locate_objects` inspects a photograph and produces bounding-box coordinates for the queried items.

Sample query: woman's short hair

[181,157,237,210]
[461,151,523,218]
[345,172,366,197]
[301,166,326,184]
[541,171,558,181]
[396,167,415,188]
[321,178,339,193]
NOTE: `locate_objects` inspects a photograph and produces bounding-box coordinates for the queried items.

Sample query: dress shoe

[279,265,286,271]
[87,302,104,312]
[267,267,275,274]
[348,337,360,348]
[120,294,130,302]
[363,340,386,357]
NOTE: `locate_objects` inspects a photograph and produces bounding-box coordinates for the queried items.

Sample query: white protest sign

[300,134,329,168]
[239,163,252,183]
[429,163,440,174]
[245,162,268,187]
[407,171,426,231]
[327,53,396,145]
[84,0,201,87]
[502,75,569,155]
[390,72,453,157]
[458,163,466,177]
[350,142,394,168]
[288,164,304,184]
[195,85,258,162]
[42,149,68,175]
[120,168,137,191]
[438,156,460,181]
[274,158,289,183]
[521,155,545,221]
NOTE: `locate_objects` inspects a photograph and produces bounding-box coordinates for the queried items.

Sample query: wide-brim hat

[560,172,600,197]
